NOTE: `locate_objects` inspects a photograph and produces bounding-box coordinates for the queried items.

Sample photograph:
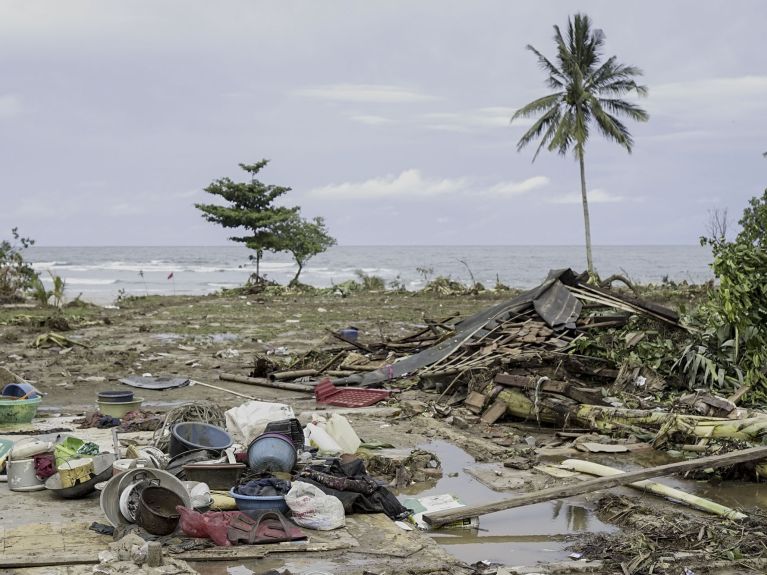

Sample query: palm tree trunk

[578,149,594,276]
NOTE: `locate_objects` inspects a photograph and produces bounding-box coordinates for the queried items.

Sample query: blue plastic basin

[229,488,289,513]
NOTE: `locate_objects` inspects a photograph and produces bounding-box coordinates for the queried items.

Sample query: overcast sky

[1,0,765,246]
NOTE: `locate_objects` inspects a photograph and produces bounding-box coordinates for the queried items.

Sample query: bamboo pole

[189,380,256,401]
[269,369,318,381]
[219,373,313,393]
[559,458,747,520]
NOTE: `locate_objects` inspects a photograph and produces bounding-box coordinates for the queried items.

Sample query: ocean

[24,245,713,305]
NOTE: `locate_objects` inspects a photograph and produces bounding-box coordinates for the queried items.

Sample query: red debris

[314,378,391,408]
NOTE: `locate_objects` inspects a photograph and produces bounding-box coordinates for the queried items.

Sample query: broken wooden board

[480,399,507,424]
[464,391,488,414]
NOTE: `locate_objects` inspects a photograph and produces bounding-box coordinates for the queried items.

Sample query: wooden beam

[423,444,767,527]
[219,373,314,392]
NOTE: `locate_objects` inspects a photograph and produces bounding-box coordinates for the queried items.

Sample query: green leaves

[196,161,336,286]
[514,12,648,160]
[0,228,38,303]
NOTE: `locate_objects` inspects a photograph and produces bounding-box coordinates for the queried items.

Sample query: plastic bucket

[169,423,232,458]
[137,485,183,535]
[247,432,297,473]
[7,458,45,492]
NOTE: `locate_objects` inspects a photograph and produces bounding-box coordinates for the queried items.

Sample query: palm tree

[512,13,648,276]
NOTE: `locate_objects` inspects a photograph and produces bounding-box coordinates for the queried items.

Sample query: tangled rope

[152,401,226,452]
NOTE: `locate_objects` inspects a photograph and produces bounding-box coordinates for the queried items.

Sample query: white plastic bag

[305,423,342,453]
[325,413,361,454]
[285,481,345,530]
[225,401,295,444]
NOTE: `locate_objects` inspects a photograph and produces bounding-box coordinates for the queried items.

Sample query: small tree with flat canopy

[273,214,336,286]
[195,160,298,280]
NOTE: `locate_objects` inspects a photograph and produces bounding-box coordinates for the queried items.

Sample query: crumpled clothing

[302,457,409,520]
[76,441,100,456]
[234,477,291,497]
[33,453,56,480]
[301,469,378,495]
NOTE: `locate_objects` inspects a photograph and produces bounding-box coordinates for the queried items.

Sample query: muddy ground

[1,289,765,575]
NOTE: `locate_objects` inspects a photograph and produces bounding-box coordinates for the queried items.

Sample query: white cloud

[0,94,22,119]
[420,106,533,132]
[650,76,767,119]
[349,114,394,126]
[547,189,633,205]
[292,84,436,103]
[308,169,466,200]
[308,169,549,201]
[483,176,550,196]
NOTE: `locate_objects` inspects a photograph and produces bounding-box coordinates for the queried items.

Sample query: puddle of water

[400,440,615,565]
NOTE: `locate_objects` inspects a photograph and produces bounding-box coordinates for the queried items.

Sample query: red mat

[314,378,391,408]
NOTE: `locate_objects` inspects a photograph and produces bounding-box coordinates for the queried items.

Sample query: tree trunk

[488,385,767,444]
[578,148,594,277]
[290,262,303,286]
[255,251,261,280]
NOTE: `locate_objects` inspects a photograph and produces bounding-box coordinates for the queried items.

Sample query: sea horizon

[22,244,714,305]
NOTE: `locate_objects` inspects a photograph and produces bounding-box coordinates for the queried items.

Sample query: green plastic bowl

[0,396,42,424]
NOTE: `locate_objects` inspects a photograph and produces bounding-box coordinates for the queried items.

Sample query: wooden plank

[464,391,488,414]
[480,399,507,425]
[494,373,569,394]
[423,444,767,527]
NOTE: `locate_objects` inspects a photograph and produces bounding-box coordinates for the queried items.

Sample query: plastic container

[339,326,359,341]
[264,418,304,451]
[169,422,233,458]
[182,463,245,490]
[325,413,361,454]
[305,423,342,453]
[10,438,54,460]
[97,398,144,418]
[0,396,41,424]
[229,487,289,514]
[1,382,40,399]
[247,433,297,473]
[97,390,134,403]
[7,457,45,491]
[59,458,95,488]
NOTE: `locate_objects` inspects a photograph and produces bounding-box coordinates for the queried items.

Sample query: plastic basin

[229,488,289,513]
[169,422,233,458]
[97,398,144,418]
[0,396,42,424]
[247,432,297,473]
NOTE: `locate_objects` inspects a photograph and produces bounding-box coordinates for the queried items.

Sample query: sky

[1,0,765,246]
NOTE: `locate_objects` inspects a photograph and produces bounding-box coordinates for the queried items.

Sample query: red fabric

[314,378,391,408]
[177,507,240,546]
[34,453,56,481]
